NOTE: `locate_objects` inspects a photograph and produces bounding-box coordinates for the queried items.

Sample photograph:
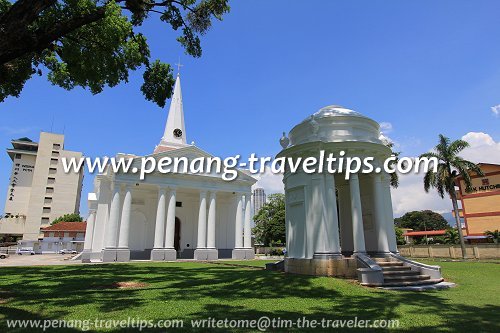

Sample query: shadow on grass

[0,262,498,332]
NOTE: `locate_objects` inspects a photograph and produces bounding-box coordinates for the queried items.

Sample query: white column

[382,176,398,252]
[349,174,366,254]
[164,188,177,249]
[83,209,96,251]
[153,187,166,249]
[372,175,390,253]
[207,191,217,249]
[324,173,342,255]
[338,182,353,253]
[243,193,252,248]
[197,190,207,249]
[234,193,243,249]
[118,185,132,249]
[105,184,121,248]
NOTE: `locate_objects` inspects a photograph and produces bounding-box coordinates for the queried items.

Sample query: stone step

[377,262,404,267]
[384,274,431,282]
[381,278,444,287]
[380,265,412,271]
[382,270,419,276]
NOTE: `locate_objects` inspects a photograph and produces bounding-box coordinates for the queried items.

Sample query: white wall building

[0,133,83,249]
[82,74,257,262]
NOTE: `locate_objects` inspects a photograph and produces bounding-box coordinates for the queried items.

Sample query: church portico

[83,73,257,263]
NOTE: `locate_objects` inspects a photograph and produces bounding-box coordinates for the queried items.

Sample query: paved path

[0,254,83,267]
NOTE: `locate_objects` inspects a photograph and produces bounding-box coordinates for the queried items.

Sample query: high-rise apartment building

[0,132,83,244]
[253,187,267,215]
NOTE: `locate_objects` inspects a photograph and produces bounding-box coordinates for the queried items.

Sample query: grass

[0,260,498,332]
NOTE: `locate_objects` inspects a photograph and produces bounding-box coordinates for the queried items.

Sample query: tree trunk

[450,191,467,259]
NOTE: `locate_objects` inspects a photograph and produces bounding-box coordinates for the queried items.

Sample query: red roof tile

[403,230,447,236]
[42,222,87,232]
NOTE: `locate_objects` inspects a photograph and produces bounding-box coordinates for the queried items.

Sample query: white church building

[82,74,257,262]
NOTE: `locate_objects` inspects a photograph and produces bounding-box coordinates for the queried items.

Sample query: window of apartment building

[50,158,58,165]
[49,167,57,174]
[44,197,52,204]
[41,217,50,224]
[46,187,54,194]
[53,143,61,150]
[47,177,55,185]
[42,207,51,214]
[51,151,60,157]
[15,154,21,159]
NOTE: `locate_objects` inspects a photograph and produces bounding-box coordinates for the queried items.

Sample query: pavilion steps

[366,256,445,288]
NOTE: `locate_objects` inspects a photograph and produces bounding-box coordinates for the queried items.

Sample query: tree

[0,0,230,106]
[420,134,483,259]
[253,193,285,247]
[444,228,459,245]
[51,213,83,225]
[485,230,499,244]
[395,227,406,245]
[394,210,449,231]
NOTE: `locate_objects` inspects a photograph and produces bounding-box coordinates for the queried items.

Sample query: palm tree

[485,230,499,244]
[420,134,483,259]
[444,228,459,245]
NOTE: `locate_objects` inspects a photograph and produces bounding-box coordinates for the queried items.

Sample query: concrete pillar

[104,184,121,249]
[314,174,341,258]
[82,209,96,263]
[372,175,390,254]
[349,174,366,254]
[165,188,177,249]
[243,193,252,248]
[207,191,217,249]
[234,193,243,249]
[118,186,132,249]
[116,185,132,261]
[196,190,207,249]
[382,176,398,253]
[151,187,166,261]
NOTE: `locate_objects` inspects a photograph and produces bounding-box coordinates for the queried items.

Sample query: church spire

[155,73,188,153]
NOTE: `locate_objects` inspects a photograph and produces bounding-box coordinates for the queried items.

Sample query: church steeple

[154,73,188,153]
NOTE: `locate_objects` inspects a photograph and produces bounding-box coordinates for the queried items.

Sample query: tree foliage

[0,0,230,107]
[51,213,83,225]
[394,210,449,231]
[253,193,285,247]
[395,227,406,245]
[419,134,483,258]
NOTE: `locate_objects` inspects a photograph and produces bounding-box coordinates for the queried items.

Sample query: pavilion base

[194,248,219,260]
[81,250,91,263]
[284,257,358,278]
[116,249,130,262]
[232,248,255,260]
[101,249,117,263]
[164,249,177,261]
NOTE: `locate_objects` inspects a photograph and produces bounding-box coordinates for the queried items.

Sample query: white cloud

[491,105,500,117]
[252,167,284,194]
[461,132,500,164]
[379,122,393,133]
[0,126,36,136]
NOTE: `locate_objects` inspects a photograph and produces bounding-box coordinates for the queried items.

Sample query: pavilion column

[382,176,398,253]
[349,174,366,254]
[234,193,244,249]
[372,175,390,254]
[207,191,217,249]
[118,185,132,249]
[196,190,207,249]
[164,188,177,249]
[325,173,342,255]
[83,209,96,252]
[243,193,252,248]
[104,184,121,249]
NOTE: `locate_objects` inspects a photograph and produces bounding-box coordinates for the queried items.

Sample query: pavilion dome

[287,105,384,147]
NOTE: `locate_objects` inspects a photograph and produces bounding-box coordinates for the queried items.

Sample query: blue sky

[1,0,500,216]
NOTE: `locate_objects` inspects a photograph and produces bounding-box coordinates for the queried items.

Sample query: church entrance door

[174,217,181,252]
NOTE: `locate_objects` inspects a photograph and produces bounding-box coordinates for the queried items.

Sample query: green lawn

[0,260,498,332]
